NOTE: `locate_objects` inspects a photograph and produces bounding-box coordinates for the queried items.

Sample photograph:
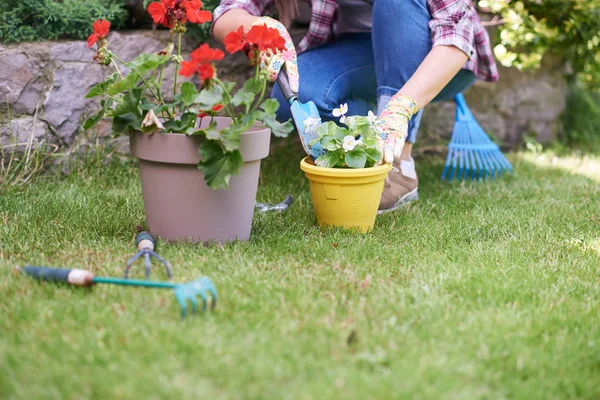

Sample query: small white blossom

[332,103,348,118]
[343,135,357,152]
[367,110,377,124]
[345,116,356,129]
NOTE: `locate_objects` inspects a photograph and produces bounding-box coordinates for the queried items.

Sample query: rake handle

[22,266,177,289]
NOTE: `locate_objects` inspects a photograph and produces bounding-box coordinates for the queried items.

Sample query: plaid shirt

[214,0,499,82]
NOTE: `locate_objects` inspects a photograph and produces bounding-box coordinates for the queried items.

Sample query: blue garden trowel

[277,69,324,160]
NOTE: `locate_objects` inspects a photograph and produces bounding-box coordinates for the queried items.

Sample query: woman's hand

[250,17,299,93]
[376,95,418,164]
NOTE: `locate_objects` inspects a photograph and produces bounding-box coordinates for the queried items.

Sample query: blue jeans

[271,0,476,143]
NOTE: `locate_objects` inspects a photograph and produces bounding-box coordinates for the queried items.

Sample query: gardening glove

[376,94,419,164]
[250,16,299,93]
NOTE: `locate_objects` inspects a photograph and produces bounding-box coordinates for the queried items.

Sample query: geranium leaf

[83,99,114,130]
[345,148,367,168]
[219,118,253,151]
[195,84,224,109]
[86,79,113,99]
[111,112,142,135]
[111,88,143,118]
[107,73,140,96]
[197,141,244,190]
[180,82,200,106]
[259,98,279,115]
[128,53,170,73]
[232,78,262,108]
[180,112,198,131]
[186,121,219,139]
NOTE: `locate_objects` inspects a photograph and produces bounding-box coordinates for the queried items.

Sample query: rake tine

[204,279,218,310]
[442,147,453,180]
[189,295,198,314]
[198,291,208,312]
[175,291,188,319]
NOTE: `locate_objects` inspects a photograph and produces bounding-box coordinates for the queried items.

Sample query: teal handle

[93,276,177,289]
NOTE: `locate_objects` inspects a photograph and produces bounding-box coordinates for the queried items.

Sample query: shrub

[480,0,600,90]
[0,0,128,43]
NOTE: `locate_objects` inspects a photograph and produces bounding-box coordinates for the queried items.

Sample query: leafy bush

[480,0,600,90]
[561,84,600,152]
[0,0,128,43]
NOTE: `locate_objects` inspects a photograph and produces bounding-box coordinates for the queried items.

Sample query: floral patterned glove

[376,94,419,164]
[250,17,299,93]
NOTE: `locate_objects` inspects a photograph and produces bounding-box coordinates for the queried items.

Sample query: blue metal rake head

[442,93,513,181]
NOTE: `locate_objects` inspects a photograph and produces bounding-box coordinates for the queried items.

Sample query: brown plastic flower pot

[130,117,271,243]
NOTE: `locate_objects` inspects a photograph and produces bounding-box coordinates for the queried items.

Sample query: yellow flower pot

[300,157,392,233]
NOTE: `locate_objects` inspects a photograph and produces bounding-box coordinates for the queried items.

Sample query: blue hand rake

[442,93,513,181]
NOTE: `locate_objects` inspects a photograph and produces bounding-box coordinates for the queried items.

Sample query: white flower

[332,103,348,118]
[345,116,356,129]
[339,115,347,124]
[367,110,377,124]
[343,135,357,152]
[303,117,321,132]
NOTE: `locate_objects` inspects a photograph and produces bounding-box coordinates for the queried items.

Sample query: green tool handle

[22,266,176,289]
[93,276,176,289]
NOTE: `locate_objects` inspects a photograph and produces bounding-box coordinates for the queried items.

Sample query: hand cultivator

[125,232,172,279]
[255,194,294,213]
[21,266,217,318]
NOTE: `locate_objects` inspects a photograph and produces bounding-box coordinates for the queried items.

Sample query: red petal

[198,63,215,81]
[191,43,224,63]
[161,0,176,7]
[179,60,198,77]
[148,2,168,25]
[87,34,98,48]
[211,104,223,111]
[245,24,266,47]
[223,26,246,54]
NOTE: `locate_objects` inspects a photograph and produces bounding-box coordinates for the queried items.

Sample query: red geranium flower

[198,63,215,81]
[246,25,286,52]
[179,43,221,81]
[183,0,212,24]
[87,19,111,48]
[223,24,286,55]
[190,44,224,64]
[211,104,223,112]
[148,0,211,28]
[223,26,246,54]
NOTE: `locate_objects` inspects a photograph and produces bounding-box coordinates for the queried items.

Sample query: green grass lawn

[1,139,599,399]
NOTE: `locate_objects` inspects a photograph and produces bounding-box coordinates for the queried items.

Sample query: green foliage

[481,0,600,89]
[310,116,382,169]
[0,0,127,43]
[561,84,600,152]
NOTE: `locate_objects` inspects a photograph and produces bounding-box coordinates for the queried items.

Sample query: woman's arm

[213,9,261,41]
[397,45,468,108]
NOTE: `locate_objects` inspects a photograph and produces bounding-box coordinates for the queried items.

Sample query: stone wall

[0,28,567,153]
